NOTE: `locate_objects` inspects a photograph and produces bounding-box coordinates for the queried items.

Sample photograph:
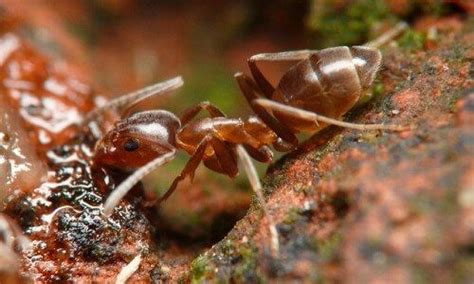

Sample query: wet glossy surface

[0,33,94,152]
[0,32,160,282]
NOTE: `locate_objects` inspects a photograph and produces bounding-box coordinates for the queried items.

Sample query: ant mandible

[235,22,409,150]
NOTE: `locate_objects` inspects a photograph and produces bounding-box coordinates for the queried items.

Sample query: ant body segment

[235,22,408,149]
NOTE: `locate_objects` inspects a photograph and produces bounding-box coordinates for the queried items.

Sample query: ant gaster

[235,22,408,150]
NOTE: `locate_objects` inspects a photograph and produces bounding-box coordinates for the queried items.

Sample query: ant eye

[123,138,139,152]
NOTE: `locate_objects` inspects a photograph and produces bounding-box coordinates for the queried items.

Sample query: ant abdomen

[272,46,382,132]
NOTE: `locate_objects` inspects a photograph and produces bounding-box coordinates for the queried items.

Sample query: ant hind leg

[235,72,298,148]
[254,98,408,131]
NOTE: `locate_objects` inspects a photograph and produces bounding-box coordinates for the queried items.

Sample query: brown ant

[88,22,408,257]
[235,22,409,150]
[88,77,281,254]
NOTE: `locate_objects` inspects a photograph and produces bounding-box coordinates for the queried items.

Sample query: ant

[235,22,409,150]
[87,77,281,254]
[86,22,408,257]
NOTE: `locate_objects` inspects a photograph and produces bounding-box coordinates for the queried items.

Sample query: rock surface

[186,18,474,283]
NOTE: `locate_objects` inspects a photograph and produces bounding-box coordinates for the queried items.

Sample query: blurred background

[1,0,470,242]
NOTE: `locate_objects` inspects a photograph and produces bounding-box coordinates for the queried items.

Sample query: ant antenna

[102,150,177,216]
[236,145,280,257]
[83,76,183,124]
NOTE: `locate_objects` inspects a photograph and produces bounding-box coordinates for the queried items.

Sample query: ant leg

[243,145,273,163]
[84,76,183,124]
[158,136,210,203]
[180,101,226,125]
[254,98,408,131]
[248,50,316,98]
[235,72,298,148]
[236,145,279,257]
[364,22,408,48]
[103,149,177,216]
[210,138,238,178]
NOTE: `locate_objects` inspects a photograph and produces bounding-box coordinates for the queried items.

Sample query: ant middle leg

[236,145,280,257]
[209,138,239,178]
[243,144,273,163]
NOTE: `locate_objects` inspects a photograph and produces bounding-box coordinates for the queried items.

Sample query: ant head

[93,110,180,171]
[351,46,382,89]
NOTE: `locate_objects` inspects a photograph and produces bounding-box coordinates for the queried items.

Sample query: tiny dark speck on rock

[276,223,293,237]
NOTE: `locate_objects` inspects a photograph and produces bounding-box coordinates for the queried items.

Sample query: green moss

[190,255,213,283]
[410,266,432,284]
[452,257,474,283]
[420,0,445,16]
[317,232,342,261]
[447,44,466,62]
[283,207,301,225]
[307,0,395,47]
[397,29,426,51]
[234,245,260,282]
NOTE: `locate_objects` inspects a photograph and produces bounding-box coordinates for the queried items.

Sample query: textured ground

[184,18,474,283]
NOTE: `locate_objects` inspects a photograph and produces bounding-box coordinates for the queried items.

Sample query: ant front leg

[159,137,238,202]
[235,72,298,150]
[158,136,211,202]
